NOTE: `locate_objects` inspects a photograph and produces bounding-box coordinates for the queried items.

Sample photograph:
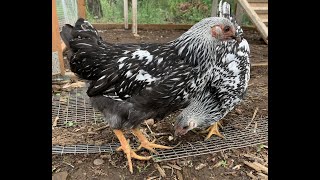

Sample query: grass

[85,0,252,25]
[137,162,151,173]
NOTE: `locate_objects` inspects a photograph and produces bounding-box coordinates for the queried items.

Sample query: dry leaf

[146,176,159,180]
[53,116,59,127]
[245,107,259,129]
[235,108,242,114]
[162,165,172,169]
[243,154,264,163]
[167,163,182,171]
[232,164,242,170]
[246,171,258,180]
[257,172,268,179]
[213,161,223,168]
[62,81,86,89]
[244,161,268,174]
[154,163,166,177]
[176,170,183,180]
[195,163,207,170]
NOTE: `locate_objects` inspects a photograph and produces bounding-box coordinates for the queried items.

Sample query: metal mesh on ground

[52,88,104,127]
[52,118,267,161]
[52,89,268,162]
[153,118,267,162]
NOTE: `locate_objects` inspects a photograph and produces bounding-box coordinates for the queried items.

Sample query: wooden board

[237,0,268,44]
[252,6,268,14]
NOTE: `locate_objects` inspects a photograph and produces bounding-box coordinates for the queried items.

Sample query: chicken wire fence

[52,89,268,162]
[56,0,78,31]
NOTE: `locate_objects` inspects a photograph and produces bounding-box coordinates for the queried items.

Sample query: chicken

[174,0,250,140]
[60,16,237,173]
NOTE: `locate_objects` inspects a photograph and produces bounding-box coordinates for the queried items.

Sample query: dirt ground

[53,28,268,180]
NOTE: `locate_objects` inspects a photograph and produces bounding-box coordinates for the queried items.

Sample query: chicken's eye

[224,26,230,32]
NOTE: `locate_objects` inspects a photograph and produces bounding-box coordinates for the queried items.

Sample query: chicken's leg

[204,121,225,141]
[132,128,172,153]
[113,129,151,174]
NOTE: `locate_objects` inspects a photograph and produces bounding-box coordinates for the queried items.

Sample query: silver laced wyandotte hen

[60,15,238,173]
[174,0,250,141]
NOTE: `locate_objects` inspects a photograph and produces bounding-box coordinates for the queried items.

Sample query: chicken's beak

[229,27,238,41]
[174,127,188,137]
[174,121,197,137]
[230,27,241,43]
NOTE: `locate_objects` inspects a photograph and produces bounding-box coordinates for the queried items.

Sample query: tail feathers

[60,24,73,49]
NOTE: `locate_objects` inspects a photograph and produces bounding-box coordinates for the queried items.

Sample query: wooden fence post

[77,0,86,19]
[52,0,65,75]
[132,0,138,35]
[124,0,128,29]
[211,0,218,16]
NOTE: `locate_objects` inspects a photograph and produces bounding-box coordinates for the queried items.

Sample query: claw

[132,128,173,154]
[204,122,225,141]
[113,129,152,174]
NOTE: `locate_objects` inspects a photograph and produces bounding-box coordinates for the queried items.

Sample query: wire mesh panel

[52,117,267,161]
[52,89,268,161]
[56,0,78,31]
[153,118,267,162]
[52,144,118,155]
[52,88,105,127]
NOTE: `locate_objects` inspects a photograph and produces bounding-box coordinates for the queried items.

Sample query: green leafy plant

[220,160,228,167]
[257,144,266,152]
[86,0,234,24]
[64,121,76,127]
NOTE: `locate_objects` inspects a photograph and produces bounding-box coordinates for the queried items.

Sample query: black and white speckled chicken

[174,0,251,140]
[60,16,237,173]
